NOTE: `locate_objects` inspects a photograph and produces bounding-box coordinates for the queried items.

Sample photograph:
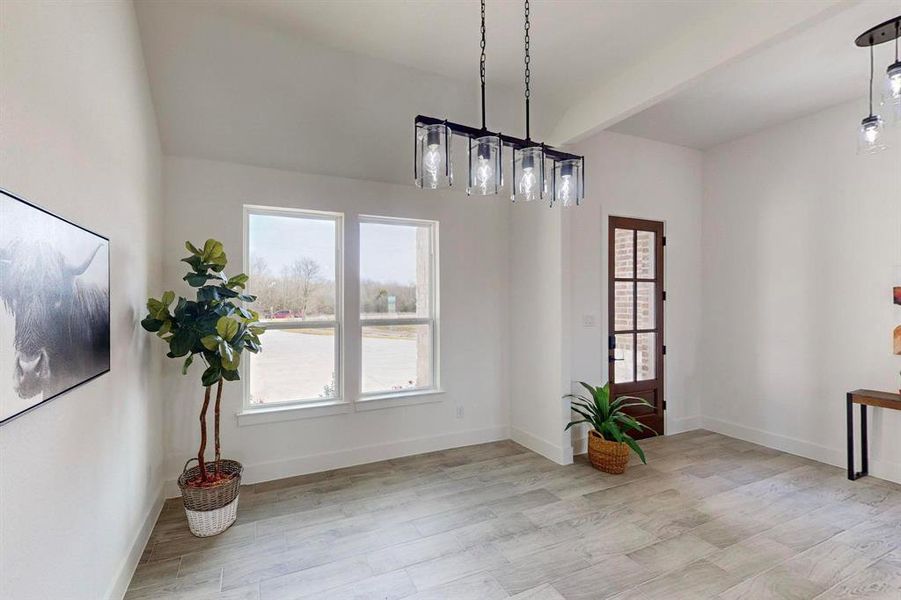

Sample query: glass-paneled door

[608,217,664,438]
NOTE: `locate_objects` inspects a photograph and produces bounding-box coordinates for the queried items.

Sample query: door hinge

[663,400,667,411]
[662,236,667,247]
[662,345,667,355]
[662,290,667,301]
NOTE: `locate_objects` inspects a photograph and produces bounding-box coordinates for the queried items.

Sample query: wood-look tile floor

[127,431,901,600]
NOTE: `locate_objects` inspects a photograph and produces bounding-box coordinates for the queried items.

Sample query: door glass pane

[637,231,655,278]
[637,332,656,381]
[637,282,655,330]
[248,213,337,322]
[360,221,431,319]
[249,327,336,404]
[614,228,634,278]
[614,334,634,383]
[614,282,634,332]
[362,324,432,393]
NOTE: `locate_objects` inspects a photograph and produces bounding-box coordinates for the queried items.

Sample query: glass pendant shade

[467,135,502,196]
[553,158,583,207]
[415,123,453,189]
[511,146,546,202]
[883,61,901,121]
[858,115,888,154]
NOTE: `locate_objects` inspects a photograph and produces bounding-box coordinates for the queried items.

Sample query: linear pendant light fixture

[855,15,901,154]
[414,0,584,207]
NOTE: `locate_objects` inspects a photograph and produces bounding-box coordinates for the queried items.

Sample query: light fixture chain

[480,0,486,129]
[869,43,874,116]
[524,0,531,139]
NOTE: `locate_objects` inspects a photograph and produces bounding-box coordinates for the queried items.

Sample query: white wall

[702,99,901,484]
[0,2,163,599]
[563,131,705,452]
[160,156,510,490]
[507,131,704,462]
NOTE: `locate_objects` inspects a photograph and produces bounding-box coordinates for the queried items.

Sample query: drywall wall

[702,98,901,483]
[509,201,571,463]
[563,131,705,452]
[159,156,510,491]
[0,1,163,599]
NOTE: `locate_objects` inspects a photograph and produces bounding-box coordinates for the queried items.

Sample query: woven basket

[177,459,242,512]
[587,431,629,474]
[185,496,239,537]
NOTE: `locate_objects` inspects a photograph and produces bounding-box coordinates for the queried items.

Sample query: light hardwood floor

[127,431,901,600]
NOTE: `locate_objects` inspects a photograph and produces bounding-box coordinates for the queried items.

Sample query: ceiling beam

[550,0,856,145]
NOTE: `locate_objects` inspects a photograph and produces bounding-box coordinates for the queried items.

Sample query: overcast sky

[249,214,419,285]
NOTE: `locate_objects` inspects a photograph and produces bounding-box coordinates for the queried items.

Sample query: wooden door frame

[607,216,665,437]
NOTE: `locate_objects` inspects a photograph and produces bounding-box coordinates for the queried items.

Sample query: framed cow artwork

[0,188,110,424]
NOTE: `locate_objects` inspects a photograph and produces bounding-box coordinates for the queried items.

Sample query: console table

[847,389,901,480]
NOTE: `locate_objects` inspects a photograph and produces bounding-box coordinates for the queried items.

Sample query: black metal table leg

[860,404,868,477]
[847,393,855,480]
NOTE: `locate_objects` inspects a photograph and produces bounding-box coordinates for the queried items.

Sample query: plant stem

[198,385,211,483]
[214,379,223,477]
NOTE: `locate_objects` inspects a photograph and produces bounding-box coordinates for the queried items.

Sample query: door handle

[608,356,624,363]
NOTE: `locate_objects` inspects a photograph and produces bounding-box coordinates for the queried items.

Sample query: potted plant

[564,382,655,474]
[141,239,264,537]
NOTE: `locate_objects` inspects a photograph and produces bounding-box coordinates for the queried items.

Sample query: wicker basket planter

[587,431,630,474]
[177,458,243,537]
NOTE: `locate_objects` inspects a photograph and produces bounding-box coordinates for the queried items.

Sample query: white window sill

[355,389,445,411]
[236,399,352,426]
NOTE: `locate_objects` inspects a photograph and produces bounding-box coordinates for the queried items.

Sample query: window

[245,207,342,406]
[359,217,438,396]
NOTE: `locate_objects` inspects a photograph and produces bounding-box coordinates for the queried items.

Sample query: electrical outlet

[456,406,464,419]
[582,314,596,327]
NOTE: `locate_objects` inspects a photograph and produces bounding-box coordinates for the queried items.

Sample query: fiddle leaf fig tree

[141,239,264,485]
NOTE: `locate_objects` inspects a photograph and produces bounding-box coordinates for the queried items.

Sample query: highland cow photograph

[0,190,110,424]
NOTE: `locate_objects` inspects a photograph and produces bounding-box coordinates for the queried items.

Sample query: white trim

[236,400,352,426]
[355,389,445,411]
[243,206,344,411]
[163,425,510,497]
[701,416,901,485]
[358,216,440,397]
[106,485,164,600]
[511,427,569,465]
[666,413,702,435]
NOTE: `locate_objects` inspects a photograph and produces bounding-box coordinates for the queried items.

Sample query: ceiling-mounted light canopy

[855,15,900,153]
[412,0,584,207]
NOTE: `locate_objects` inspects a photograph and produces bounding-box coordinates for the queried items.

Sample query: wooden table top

[849,389,901,409]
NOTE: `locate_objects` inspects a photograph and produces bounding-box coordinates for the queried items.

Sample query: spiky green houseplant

[141,240,264,485]
[565,382,655,464]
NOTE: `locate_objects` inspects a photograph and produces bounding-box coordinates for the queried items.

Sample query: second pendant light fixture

[414,0,584,207]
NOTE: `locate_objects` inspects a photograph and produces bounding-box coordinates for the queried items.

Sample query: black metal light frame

[412,0,585,205]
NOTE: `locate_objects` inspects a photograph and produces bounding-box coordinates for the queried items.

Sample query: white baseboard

[668,414,702,435]
[164,425,510,498]
[107,485,165,600]
[511,427,570,465]
[701,416,901,485]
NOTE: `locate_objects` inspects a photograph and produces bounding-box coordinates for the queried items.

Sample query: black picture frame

[0,188,111,425]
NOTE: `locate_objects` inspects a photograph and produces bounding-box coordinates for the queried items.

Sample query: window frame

[357,215,440,400]
[241,205,345,411]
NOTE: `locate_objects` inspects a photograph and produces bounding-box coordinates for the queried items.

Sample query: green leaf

[161,291,175,306]
[181,255,204,271]
[623,434,647,464]
[184,273,208,287]
[201,365,221,387]
[564,419,591,431]
[181,355,193,375]
[202,239,225,262]
[221,368,240,381]
[226,273,249,289]
[141,316,162,332]
[185,241,202,256]
[218,340,240,370]
[216,316,240,341]
[158,320,172,336]
[200,335,220,351]
[169,328,194,357]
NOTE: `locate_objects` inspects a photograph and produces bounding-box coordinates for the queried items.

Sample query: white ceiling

[135,0,882,183]
[610,1,901,149]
